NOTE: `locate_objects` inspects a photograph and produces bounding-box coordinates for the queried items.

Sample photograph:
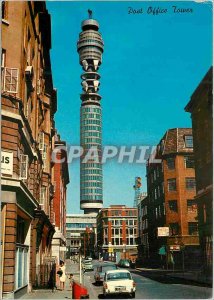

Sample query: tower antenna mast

[88,9,93,19]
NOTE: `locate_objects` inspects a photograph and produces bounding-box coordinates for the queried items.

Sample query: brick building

[185,67,213,276]
[97,205,138,262]
[81,227,96,258]
[137,194,149,264]
[51,134,69,265]
[146,128,200,269]
[1,2,58,297]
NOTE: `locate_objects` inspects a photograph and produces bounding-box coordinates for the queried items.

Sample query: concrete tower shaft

[77,13,104,214]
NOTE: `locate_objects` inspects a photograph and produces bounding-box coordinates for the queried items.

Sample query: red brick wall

[3,204,17,293]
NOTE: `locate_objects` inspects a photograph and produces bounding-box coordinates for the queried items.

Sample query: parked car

[85,256,92,262]
[94,264,117,284]
[82,259,94,271]
[117,259,130,268]
[103,269,136,298]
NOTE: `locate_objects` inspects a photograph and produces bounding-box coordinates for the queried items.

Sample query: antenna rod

[88,9,93,19]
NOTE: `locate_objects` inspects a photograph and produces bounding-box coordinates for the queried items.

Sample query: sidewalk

[136,267,212,286]
[19,260,80,299]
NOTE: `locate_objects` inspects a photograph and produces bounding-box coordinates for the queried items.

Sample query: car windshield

[107,272,131,281]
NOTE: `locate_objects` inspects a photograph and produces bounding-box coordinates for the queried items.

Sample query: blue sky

[47,1,212,213]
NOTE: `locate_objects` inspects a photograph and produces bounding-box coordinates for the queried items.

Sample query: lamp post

[79,241,82,284]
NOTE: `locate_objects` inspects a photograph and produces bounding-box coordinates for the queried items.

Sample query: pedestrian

[48,264,57,292]
[58,261,66,291]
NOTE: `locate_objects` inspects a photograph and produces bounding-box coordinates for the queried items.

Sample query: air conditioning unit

[25,66,34,79]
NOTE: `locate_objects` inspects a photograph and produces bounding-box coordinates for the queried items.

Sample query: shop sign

[157,227,169,237]
[43,256,57,263]
[170,245,180,251]
[1,151,13,175]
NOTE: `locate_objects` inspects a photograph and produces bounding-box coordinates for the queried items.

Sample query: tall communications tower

[77,11,104,214]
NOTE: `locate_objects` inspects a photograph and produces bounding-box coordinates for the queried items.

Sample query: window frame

[188,222,198,235]
[3,67,19,94]
[184,135,193,148]
[187,199,197,212]
[184,156,195,168]
[185,177,196,190]
[20,154,28,180]
[168,200,178,212]
[166,157,175,170]
[167,178,176,191]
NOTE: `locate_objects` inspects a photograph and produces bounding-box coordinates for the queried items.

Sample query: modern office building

[146,128,200,269]
[97,205,138,262]
[66,214,97,257]
[185,67,213,277]
[77,11,104,214]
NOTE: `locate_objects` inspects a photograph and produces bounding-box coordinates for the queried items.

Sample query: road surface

[82,261,212,299]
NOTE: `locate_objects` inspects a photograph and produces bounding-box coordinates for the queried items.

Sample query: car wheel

[131,292,135,298]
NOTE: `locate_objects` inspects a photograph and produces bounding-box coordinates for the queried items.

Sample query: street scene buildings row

[1,1,212,299]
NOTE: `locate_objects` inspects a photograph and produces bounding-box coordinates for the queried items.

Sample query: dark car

[94,264,118,284]
[117,259,131,268]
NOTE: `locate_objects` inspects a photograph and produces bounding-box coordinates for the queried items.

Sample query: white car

[103,269,136,298]
[82,259,94,271]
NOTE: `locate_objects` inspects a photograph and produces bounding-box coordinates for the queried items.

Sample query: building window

[155,207,158,219]
[168,200,178,212]
[187,199,197,212]
[1,49,6,68]
[185,178,196,190]
[188,222,198,235]
[169,223,179,236]
[167,178,176,191]
[184,156,194,168]
[3,67,19,94]
[40,186,47,208]
[20,154,28,179]
[166,158,175,170]
[127,210,134,216]
[184,135,193,148]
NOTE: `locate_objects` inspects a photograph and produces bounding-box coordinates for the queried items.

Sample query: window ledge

[2,19,9,26]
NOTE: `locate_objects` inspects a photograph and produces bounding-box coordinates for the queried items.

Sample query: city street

[19,260,212,299]
[82,261,212,299]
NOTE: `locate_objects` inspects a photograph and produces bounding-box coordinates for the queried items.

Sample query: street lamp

[79,241,82,284]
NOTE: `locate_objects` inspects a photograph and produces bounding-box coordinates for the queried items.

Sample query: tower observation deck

[77,11,104,214]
